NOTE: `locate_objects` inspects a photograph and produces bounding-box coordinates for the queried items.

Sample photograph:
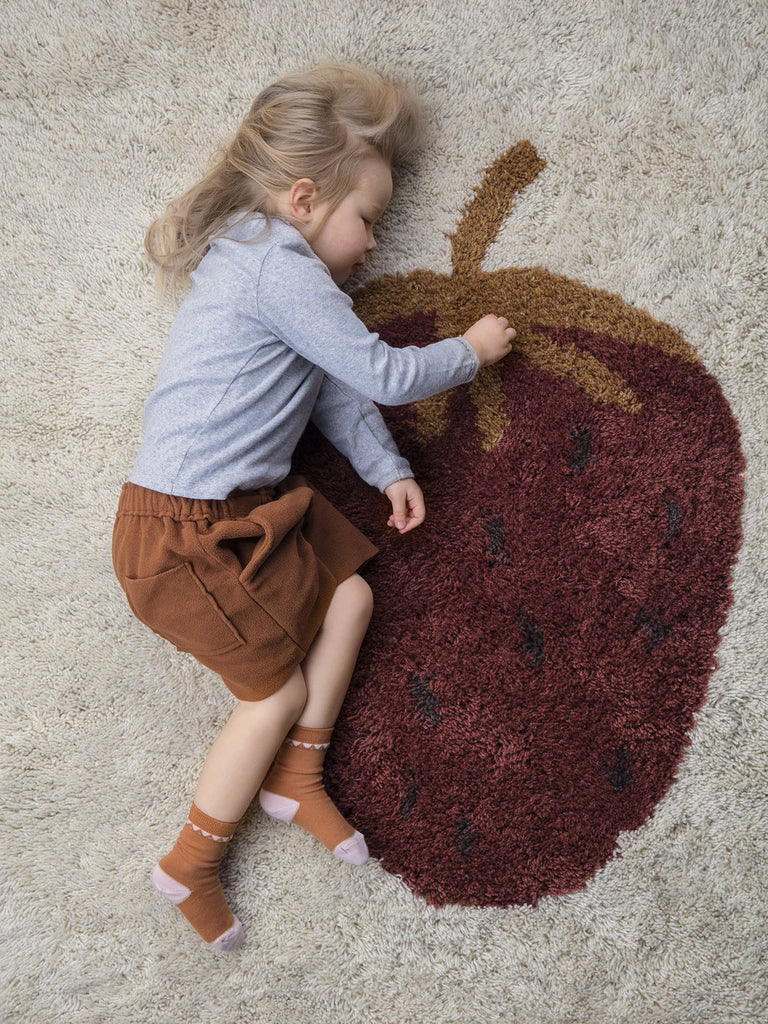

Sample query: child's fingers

[385,478,426,532]
[390,500,407,530]
[398,515,423,533]
[387,505,425,533]
[399,496,426,533]
[408,491,426,526]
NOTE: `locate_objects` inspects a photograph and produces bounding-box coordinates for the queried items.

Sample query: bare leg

[258,573,374,863]
[192,571,373,823]
[152,669,307,950]
[193,667,308,822]
[298,573,374,728]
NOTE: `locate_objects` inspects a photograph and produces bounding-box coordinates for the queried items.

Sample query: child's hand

[463,315,516,367]
[384,478,426,534]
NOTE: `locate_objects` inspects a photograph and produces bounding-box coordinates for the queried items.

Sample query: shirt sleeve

[256,236,479,405]
[310,374,415,492]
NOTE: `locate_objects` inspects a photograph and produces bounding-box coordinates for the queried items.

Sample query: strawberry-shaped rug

[293,142,745,907]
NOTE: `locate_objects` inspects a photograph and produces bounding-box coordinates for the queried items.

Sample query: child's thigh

[321,574,374,634]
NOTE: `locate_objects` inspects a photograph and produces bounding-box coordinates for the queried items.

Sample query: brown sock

[259,725,369,865]
[152,804,244,951]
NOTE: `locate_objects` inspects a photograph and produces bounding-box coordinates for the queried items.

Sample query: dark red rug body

[292,143,745,907]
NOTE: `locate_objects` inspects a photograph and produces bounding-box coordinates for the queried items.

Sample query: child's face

[309,154,393,285]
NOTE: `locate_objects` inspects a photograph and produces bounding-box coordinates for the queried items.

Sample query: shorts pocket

[199,487,322,648]
[122,562,245,656]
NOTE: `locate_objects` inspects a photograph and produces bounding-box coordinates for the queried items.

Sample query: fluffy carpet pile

[296,141,745,908]
[2,1,766,1022]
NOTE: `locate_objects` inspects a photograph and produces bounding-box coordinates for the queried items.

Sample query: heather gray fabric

[3,2,767,1022]
[130,213,478,497]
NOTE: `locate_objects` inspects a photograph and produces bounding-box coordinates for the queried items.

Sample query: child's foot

[153,804,244,951]
[259,725,369,866]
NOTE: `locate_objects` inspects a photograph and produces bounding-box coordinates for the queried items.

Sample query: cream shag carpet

[2,1,767,1021]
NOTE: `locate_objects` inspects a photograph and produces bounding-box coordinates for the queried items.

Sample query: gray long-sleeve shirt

[130,212,479,499]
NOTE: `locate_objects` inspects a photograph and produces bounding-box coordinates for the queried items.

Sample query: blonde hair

[145,62,425,292]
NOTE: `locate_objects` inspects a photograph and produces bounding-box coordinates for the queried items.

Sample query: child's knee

[281,670,309,721]
[243,667,307,725]
[322,573,374,635]
[343,573,374,623]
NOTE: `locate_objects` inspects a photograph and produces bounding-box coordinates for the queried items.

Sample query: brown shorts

[112,476,378,701]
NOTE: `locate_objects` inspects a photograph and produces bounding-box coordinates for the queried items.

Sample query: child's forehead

[354,157,393,208]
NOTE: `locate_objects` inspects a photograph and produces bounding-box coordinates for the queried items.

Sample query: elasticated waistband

[116,481,277,521]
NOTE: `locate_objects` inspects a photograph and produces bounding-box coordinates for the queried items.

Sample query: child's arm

[310,375,425,533]
[258,240,492,405]
[309,376,428,536]
[309,374,414,492]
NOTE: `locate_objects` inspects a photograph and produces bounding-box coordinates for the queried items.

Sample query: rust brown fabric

[260,725,355,851]
[112,476,378,700]
[157,804,240,944]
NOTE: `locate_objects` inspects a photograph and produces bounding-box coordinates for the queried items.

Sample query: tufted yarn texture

[295,142,746,907]
[2,2,767,1023]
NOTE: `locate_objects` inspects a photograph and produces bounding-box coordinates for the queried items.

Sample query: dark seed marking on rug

[410,672,440,724]
[519,611,545,668]
[483,516,510,567]
[305,142,746,909]
[399,774,419,819]
[634,608,670,653]
[610,747,633,792]
[663,493,684,547]
[457,814,478,860]
[569,425,595,475]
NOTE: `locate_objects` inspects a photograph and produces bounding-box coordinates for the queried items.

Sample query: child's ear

[288,178,320,221]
